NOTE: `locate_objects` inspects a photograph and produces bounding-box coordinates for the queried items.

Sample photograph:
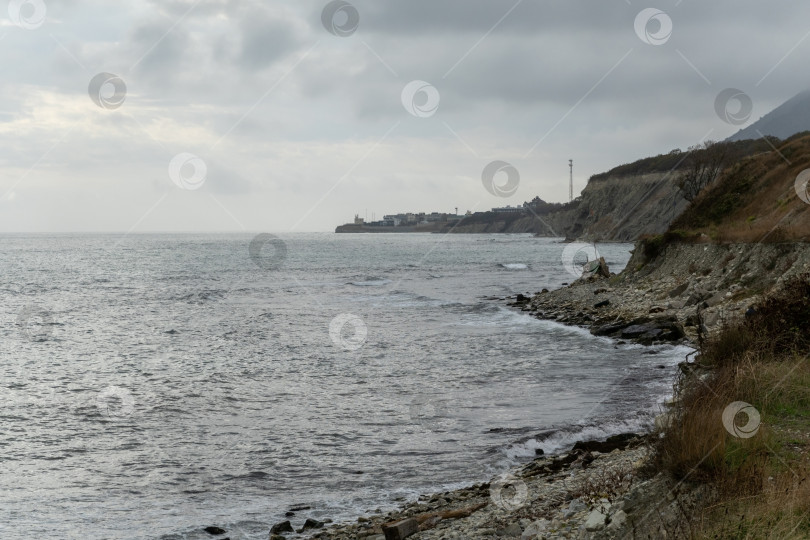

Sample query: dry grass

[672,133,810,243]
[653,274,810,538]
[568,463,635,505]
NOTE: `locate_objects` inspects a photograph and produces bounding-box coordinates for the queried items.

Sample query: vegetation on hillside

[588,137,781,183]
[671,132,810,242]
[634,132,810,257]
[654,275,810,538]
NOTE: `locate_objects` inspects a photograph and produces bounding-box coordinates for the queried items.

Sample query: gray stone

[563,498,588,518]
[269,521,293,534]
[607,509,628,530]
[668,298,687,309]
[297,518,325,533]
[621,324,652,338]
[497,522,523,537]
[583,508,607,531]
[521,519,549,539]
[667,282,688,297]
[705,291,726,307]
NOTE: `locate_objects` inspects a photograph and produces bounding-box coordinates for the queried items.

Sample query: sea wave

[502,415,658,460]
[499,263,528,270]
[348,277,392,287]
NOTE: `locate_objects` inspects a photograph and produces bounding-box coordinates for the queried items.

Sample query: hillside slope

[508,133,810,539]
[670,131,810,242]
[447,139,780,241]
[727,89,810,142]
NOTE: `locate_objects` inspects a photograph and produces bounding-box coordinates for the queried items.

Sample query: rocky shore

[295,434,711,540]
[279,241,810,540]
[510,241,810,347]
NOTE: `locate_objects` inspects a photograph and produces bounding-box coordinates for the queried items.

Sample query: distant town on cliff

[335,197,564,233]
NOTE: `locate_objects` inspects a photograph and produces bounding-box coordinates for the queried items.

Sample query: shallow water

[0,233,690,539]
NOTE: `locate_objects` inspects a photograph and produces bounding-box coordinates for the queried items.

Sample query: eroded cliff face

[447,173,688,241]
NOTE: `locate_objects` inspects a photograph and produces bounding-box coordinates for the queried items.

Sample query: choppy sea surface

[0,233,690,539]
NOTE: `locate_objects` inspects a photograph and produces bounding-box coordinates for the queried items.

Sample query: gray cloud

[0,0,808,232]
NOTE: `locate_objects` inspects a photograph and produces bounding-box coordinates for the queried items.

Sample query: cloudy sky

[0,0,808,232]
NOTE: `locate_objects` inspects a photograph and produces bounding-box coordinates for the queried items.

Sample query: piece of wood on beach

[381,517,419,540]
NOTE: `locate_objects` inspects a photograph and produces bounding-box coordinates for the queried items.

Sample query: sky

[0,0,808,232]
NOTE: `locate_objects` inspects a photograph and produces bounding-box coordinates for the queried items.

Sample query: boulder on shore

[578,257,610,282]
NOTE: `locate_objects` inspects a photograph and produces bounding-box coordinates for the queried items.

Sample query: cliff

[446,138,786,241]
[502,133,810,538]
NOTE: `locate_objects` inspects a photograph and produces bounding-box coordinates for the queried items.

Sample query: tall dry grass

[653,274,810,538]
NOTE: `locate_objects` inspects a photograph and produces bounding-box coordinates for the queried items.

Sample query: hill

[668,131,810,242]
[727,89,810,142]
[446,139,780,241]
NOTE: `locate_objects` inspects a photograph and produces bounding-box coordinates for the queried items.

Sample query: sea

[0,233,691,539]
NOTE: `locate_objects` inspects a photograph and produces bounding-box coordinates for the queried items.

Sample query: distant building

[491,205,524,214]
[348,210,467,227]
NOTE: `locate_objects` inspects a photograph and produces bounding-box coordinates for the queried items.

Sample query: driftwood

[381,501,489,533]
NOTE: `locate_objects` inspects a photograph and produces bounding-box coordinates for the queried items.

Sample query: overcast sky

[0,0,808,232]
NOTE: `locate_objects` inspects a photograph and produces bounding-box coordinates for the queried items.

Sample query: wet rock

[591,321,627,336]
[572,433,639,453]
[621,324,652,338]
[203,526,226,535]
[270,521,293,534]
[297,518,325,533]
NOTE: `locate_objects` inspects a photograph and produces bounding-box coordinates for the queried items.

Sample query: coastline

[295,337,692,540]
[296,240,810,540]
[299,436,706,540]
[295,250,699,539]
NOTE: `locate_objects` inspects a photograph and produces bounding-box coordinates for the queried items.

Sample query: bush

[654,274,810,537]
